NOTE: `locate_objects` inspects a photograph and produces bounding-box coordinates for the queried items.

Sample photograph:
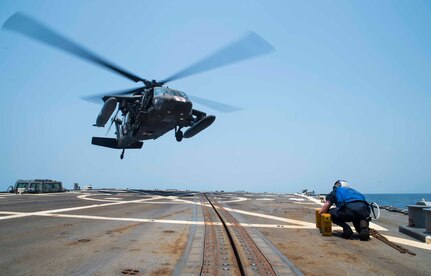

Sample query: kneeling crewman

[319,180,370,240]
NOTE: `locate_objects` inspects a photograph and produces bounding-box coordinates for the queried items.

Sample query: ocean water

[364,194,431,210]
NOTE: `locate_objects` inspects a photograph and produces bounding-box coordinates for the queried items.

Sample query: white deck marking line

[368,222,386,231]
[77,194,164,203]
[293,202,319,205]
[160,196,247,206]
[256,198,274,201]
[219,197,248,203]
[295,194,322,204]
[0,196,165,221]
[48,196,165,213]
[0,212,31,220]
[1,215,29,220]
[13,193,63,196]
[288,198,305,201]
[243,223,313,229]
[38,213,207,225]
[224,207,316,227]
[78,194,168,203]
[384,234,431,250]
[140,195,207,205]
[140,202,194,204]
[0,211,21,214]
[77,194,125,202]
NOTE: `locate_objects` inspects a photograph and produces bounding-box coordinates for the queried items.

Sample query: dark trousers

[328,202,370,233]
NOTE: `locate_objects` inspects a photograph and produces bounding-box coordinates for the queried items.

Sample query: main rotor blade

[3,12,146,83]
[81,86,145,104]
[189,95,241,113]
[161,32,274,84]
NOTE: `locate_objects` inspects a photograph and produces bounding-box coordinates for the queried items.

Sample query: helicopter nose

[164,97,192,111]
[173,96,187,103]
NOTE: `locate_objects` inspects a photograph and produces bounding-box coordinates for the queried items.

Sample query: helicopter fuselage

[97,86,207,150]
[132,87,193,141]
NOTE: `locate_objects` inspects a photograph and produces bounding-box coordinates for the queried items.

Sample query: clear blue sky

[1,0,430,193]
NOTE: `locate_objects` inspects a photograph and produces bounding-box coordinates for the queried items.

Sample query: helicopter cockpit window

[154,87,167,97]
[154,87,188,99]
[175,90,188,99]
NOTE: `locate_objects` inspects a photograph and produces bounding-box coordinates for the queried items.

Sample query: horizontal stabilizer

[92,137,143,149]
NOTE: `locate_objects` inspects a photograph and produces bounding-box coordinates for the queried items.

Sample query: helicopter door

[142,90,153,111]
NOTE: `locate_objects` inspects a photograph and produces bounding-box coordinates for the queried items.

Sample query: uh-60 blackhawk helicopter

[3,12,274,159]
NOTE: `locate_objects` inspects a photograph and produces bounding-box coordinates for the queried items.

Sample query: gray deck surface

[0,190,430,275]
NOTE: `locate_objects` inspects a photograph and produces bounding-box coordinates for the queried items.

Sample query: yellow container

[321,213,332,236]
[315,209,322,229]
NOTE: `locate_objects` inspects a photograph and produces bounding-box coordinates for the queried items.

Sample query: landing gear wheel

[120,149,125,159]
[175,130,183,142]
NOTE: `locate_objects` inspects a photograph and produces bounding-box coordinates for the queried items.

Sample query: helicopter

[3,12,274,159]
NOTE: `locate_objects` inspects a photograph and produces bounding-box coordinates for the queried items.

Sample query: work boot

[359,220,369,241]
[341,227,353,239]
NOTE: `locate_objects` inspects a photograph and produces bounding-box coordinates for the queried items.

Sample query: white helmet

[333,180,349,189]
